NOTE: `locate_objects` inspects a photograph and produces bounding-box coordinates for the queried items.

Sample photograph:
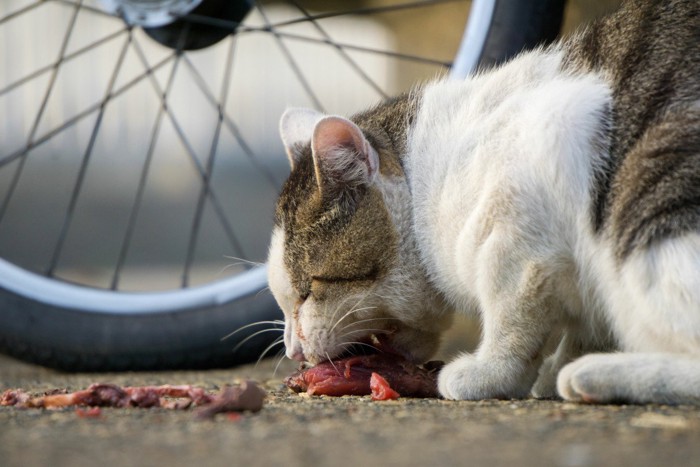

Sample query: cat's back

[565,0,700,259]
[405,0,698,309]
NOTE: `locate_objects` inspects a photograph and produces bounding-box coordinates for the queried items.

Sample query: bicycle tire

[0,259,279,371]
[451,0,567,77]
[0,0,564,371]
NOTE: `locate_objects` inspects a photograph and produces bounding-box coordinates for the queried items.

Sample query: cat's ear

[279,107,325,169]
[311,116,379,193]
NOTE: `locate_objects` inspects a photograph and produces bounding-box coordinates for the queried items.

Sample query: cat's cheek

[267,227,296,311]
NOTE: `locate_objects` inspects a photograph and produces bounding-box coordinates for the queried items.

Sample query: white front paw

[558,353,700,405]
[438,355,532,400]
[557,354,627,403]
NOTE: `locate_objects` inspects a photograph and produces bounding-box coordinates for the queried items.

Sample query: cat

[267,0,700,404]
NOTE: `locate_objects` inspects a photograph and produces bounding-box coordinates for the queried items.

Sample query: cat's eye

[311,270,378,284]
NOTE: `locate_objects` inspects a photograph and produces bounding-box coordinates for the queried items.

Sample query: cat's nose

[290,350,306,362]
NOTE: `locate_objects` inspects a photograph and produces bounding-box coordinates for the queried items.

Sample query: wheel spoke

[181,0,463,33]
[0,27,128,99]
[287,0,388,99]
[0,0,83,225]
[0,1,42,26]
[47,32,133,277]
[178,4,455,67]
[110,42,185,290]
[273,31,452,67]
[267,0,464,29]
[50,0,115,18]
[182,35,238,287]
[254,1,325,112]
[130,36,249,274]
[180,55,279,190]
[0,53,175,170]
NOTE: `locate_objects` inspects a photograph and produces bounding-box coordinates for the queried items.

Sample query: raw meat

[370,372,400,401]
[1,380,265,419]
[284,353,443,398]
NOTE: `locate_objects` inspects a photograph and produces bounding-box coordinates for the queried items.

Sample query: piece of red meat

[370,372,400,401]
[284,353,443,398]
[0,381,265,419]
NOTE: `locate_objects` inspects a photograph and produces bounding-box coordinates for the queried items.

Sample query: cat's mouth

[330,332,413,363]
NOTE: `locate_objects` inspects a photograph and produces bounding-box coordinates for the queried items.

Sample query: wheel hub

[100,0,252,50]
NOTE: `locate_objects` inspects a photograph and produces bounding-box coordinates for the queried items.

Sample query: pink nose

[290,350,306,362]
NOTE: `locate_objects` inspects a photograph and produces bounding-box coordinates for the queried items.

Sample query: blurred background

[0,0,621,356]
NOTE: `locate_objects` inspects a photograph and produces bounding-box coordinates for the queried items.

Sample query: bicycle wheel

[0,0,565,371]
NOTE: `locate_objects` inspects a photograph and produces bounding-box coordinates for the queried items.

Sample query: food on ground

[285,353,443,399]
[1,380,265,418]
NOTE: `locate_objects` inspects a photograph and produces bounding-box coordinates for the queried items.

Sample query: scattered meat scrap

[75,407,102,418]
[194,381,266,419]
[370,372,400,401]
[285,353,443,399]
[1,380,265,419]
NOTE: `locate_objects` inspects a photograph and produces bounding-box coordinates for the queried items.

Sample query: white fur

[599,234,700,353]
[267,228,302,361]
[280,108,324,149]
[406,47,700,402]
[279,108,325,166]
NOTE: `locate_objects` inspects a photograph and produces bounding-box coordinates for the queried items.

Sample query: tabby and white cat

[267,0,700,404]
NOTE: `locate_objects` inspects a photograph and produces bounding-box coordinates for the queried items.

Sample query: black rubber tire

[0,276,282,372]
[477,0,567,69]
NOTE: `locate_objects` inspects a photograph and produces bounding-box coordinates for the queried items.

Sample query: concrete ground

[2,352,700,467]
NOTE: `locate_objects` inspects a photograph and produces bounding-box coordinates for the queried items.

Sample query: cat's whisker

[272,349,289,378]
[225,255,287,274]
[330,286,378,327]
[328,305,378,335]
[217,262,250,275]
[220,320,284,341]
[337,328,387,341]
[339,340,380,356]
[254,285,271,299]
[326,351,341,376]
[329,292,364,329]
[222,255,265,268]
[231,328,285,354]
[256,337,285,367]
[337,317,400,333]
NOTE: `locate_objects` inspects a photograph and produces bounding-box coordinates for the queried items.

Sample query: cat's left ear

[311,116,379,193]
[279,108,325,169]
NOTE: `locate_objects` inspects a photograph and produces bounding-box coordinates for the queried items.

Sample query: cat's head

[267,106,452,366]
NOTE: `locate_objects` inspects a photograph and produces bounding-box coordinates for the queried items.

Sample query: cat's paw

[530,354,560,399]
[559,353,700,405]
[438,355,532,400]
[557,354,626,403]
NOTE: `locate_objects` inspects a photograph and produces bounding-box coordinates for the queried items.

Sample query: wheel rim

[0,256,268,313]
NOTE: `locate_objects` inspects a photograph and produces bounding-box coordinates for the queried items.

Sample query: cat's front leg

[438,282,556,400]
